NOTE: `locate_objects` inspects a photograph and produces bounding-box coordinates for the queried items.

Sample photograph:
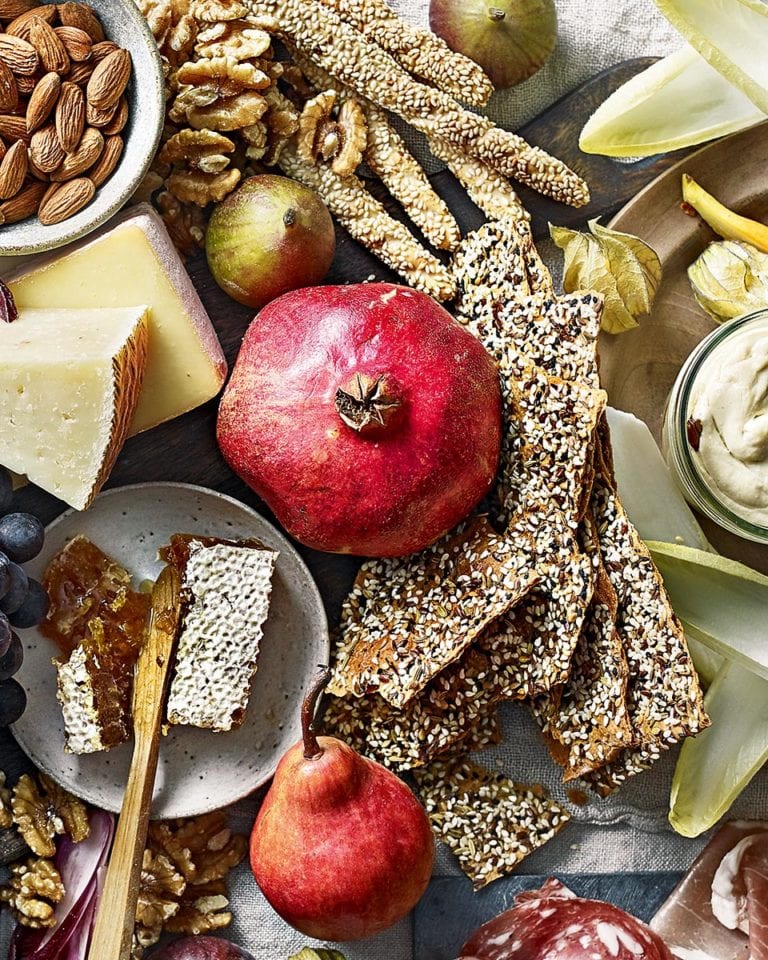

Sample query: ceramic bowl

[11,483,330,818]
[0,0,164,256]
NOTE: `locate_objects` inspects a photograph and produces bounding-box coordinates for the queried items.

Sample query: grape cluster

[0,466,49,727]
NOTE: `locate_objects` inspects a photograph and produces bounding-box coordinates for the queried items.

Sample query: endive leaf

[654,0,768,113]
[579,45,765,158]
[670,660,768,837]
[607,409,710,550]
[647,541,768,682]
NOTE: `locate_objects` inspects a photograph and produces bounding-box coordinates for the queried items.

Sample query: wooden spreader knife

[87,563,182,960]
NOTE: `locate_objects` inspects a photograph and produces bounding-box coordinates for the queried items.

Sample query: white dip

[689,319,768,527]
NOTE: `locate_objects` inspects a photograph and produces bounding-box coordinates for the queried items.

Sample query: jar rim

[665,307,768,544]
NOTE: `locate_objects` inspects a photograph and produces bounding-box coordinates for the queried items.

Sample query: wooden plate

[599,121,768,572]
[11,483,329,819]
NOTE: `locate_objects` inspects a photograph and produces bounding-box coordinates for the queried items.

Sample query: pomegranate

[217,283,502,556]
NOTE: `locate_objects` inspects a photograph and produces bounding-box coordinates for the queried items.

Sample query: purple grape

[0,678,26,726]
[0,612,10,657]
[0,563,28,616]
[8,579,49,629]
[0,513,45,564]
[0,553,10,600]
[0,468,12,517]
[0,632,22,680]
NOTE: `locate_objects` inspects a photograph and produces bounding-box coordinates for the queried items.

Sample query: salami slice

[458,879,674,960]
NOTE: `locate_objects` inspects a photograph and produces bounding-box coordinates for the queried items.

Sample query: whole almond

[50,123,101,179]
[28,16,69,74]
[0,34,39,75]
[55,79,84,152]
[0,113,29,142]
[37,174,93,223]
[88,130,120,186]
[58,3,104,43]
[0,177,46,222]
[26,70,59,132]
[0,136,6,162]
[67,59,92,85]
[0,138,26,198]
[102,94,127,135]
[14,71,36,93]
[6,4,57,39]
[0,0,37,18]
[54,26,91,62]
[86,47,129,111]
[0,59,17,112]
[85,95,114,127]
[89,39,117,61]
[29,121,63,171]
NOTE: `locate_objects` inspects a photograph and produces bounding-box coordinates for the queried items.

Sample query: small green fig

[429,0,557,90]
[205,174,336,309]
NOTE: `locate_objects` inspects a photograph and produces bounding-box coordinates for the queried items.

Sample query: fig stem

[302,665,331,760]
[488,6,506,20]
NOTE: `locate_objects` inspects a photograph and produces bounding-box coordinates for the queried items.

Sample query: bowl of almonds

[0,0,164,254]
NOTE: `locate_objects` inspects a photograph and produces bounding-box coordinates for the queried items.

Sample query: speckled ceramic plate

[0,0,164,256]
[11,483,330,819]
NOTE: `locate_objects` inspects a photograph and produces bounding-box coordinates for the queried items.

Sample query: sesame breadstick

[253,0,590,207]
[278,140,457,301]
[317,0,494,108]
[428,135,529,224]
[287,45,462,252]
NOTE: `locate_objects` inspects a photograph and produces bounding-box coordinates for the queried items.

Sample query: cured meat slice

[458,878,674,960]
[743,833,768,960]
[650,822,767,960]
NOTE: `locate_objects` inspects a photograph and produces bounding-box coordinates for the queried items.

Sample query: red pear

[250,669,435,941]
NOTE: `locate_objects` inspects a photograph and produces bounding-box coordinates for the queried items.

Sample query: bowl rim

[0,0,165,256]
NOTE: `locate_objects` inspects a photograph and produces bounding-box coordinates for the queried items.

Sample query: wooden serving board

[600,121,768,573]
[2,59,697,862]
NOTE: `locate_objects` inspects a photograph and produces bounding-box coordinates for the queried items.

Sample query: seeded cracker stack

[324,218,708,887]
[164,534,277,732]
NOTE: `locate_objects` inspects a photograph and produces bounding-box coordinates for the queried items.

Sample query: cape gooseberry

[429,0,558,90]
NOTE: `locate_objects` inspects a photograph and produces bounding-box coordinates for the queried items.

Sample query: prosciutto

[457,878,674,960]
[651,822,768,960]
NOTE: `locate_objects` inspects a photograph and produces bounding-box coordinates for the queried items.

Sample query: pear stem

[488,6,506,21]
[302,666,331,760]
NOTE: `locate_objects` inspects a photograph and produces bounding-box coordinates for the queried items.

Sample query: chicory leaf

[670,660,768,837]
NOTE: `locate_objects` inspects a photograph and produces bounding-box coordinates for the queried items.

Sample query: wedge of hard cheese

[7,205,227,435]
[164,534,278,732]
[0,307,149,510]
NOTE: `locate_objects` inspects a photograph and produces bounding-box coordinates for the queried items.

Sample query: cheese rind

[167,540,277,732]
[0,306,149,510]
[6,204,227,435]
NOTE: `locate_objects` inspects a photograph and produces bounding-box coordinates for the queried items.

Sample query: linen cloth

[1,3,753,959]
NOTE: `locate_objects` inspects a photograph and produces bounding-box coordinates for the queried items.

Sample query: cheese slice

[0,306,149,510]
[6,204,227,436]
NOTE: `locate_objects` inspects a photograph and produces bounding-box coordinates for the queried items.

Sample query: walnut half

[11,773,89,858]
[297,89,367,179]
[0,857,64,929]
[131,813,247,959]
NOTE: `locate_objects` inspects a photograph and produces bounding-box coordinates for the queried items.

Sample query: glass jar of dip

[663,307,768,545]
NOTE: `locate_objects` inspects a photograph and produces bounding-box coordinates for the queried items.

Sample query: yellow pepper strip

[682,174,768,253]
